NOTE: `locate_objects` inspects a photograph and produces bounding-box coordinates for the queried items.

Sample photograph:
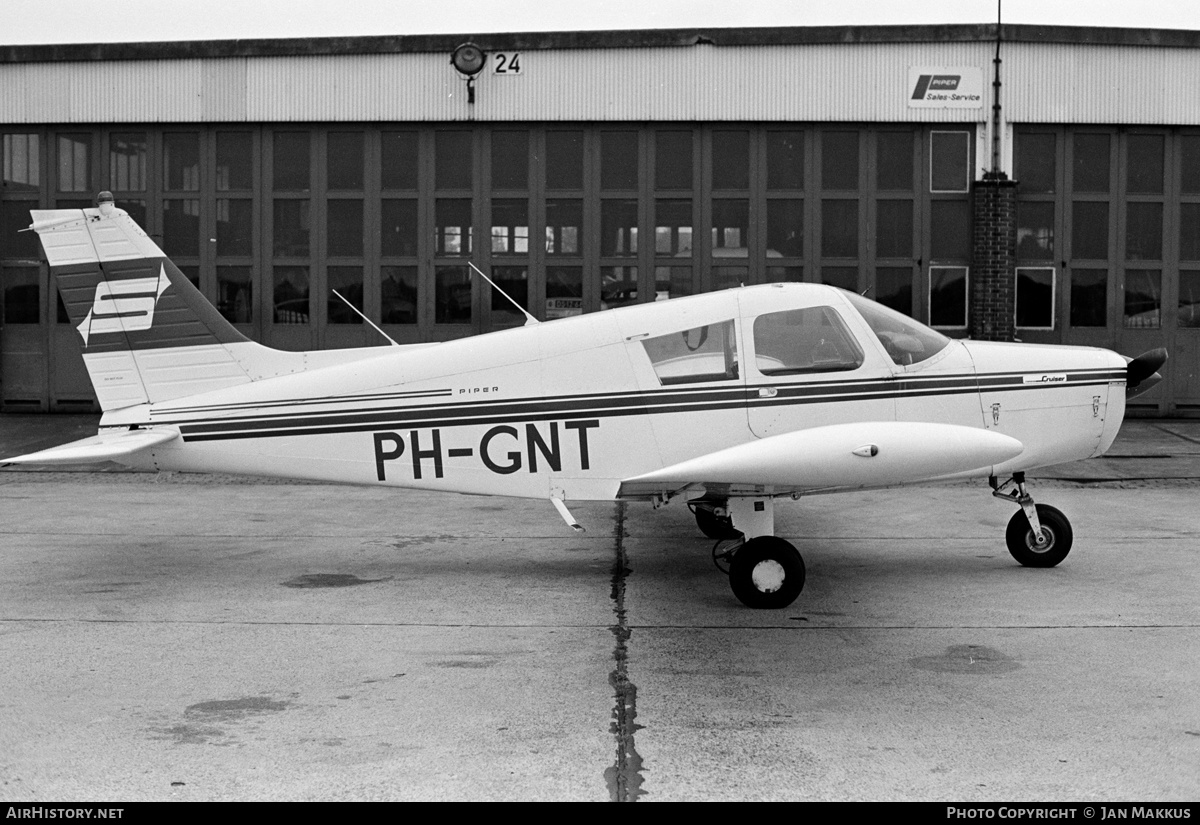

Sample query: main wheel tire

[694,506,741,540]
[728,536,805,609]
[1005,504,1073,568]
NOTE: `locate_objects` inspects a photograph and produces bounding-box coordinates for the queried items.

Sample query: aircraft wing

[2,428,180,466]
[617,421,1024,499]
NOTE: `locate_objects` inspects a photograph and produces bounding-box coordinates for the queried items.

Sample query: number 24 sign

[492,53,522,75]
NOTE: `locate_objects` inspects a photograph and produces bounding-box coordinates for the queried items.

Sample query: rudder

[34,193,260,410]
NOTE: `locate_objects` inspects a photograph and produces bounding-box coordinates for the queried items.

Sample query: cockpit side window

[641,319,739,385]
[842,290,950,366]
[752,306,864,376]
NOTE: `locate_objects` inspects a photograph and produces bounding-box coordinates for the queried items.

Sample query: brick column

[970,175,1018,341]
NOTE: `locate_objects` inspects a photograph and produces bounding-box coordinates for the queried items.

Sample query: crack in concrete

[604,501,645,802]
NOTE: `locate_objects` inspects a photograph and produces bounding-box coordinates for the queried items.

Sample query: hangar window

[753,306,863,375]
[273,266,310,324]
[1017,202,1055,260]
[57,134,91,192]
[766,131,803,190]
[2,266,39,324]
[874,267,913,316]
[1069,270,1108,328]
[1124,269,1161,329]
[1015,267,1056,329]
[492,131,529,190]
[216,132,253,191]
[1072,133,1110,193]
[929,266,968,328]
[1015,133,1056,194]
[601,132,638,190]
[876,200,913,258]
[1072,202,1109,260]
[381,266,418,324]
[436,131,472,190]
[546,200,582,255]
[930,131,970,193]
[327,132,364,190]
[272,133,308,191]
[2,133,39,191]
[381,131,419,190]
[0,200,40,260]
[546,131,583,190]
[641,320,739,385]
[877,132,914,191]
[766,199,802,257]
[822,131,859,191]
[656,131,693,190]
[490,265,530,324]
[217,266,253,325]
[1183,136,1200,195]
[1127,135,1164,195]
[109,133,146,192]
[1179,272,1200,328]
[382,200,419,257]
[546,266,583,318]
[327,266,363,324]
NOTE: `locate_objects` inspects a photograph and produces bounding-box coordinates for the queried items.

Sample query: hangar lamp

[450,42,486,104]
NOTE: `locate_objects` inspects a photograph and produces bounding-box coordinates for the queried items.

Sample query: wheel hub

[1026,525,1056,553]
[750,559,787,593]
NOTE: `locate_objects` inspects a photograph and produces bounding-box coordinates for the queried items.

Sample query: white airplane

[4,194,1167,609]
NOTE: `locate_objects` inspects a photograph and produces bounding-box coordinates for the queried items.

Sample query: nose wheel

[992,474,1074,567]
[1005,503,1073,567]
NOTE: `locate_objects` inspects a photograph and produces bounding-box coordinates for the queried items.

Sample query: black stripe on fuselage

[170,368,1124,444]
[160,387,454,416]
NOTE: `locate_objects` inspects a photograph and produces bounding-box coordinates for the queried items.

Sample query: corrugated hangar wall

[0,43,997,124]
[3,40,1200,126]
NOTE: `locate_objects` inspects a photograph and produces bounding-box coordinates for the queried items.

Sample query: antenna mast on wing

[331,289,401,347]
[468,262,540,326]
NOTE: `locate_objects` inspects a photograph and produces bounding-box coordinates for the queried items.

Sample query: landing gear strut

[991,473,1074,567]
[689,499,740,540]
[693,495,806,609]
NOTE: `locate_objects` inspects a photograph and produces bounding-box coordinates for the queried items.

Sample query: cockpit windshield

[842,291,950,366]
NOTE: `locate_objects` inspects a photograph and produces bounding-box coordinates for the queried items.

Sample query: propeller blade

[1125,348,1168,398]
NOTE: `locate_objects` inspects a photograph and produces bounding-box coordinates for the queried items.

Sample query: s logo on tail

[77,265,171,346]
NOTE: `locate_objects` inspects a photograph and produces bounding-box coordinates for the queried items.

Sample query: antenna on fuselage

[468,261,540,326]
[331,289,401,347]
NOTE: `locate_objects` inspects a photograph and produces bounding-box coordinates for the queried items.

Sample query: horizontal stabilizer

[3,428,179,466]
[618,421,1024,498]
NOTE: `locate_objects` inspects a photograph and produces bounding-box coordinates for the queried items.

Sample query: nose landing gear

[991,473,1074,567]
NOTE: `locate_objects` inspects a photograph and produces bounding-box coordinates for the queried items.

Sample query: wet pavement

[0,414,1197,801]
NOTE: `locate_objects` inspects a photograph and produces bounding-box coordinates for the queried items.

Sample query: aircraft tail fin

[34,194,302,411]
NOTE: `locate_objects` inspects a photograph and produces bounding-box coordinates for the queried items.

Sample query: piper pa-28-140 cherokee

[3,194,1167,608]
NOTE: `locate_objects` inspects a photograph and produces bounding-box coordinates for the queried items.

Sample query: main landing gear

[692,497,806,609]
[990,472,1074,568]
[691,475,1072,608]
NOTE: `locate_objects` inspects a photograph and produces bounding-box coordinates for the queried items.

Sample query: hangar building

[1,24,1196,415]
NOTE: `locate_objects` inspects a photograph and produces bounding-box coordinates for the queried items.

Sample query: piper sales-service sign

[908,67,984,108]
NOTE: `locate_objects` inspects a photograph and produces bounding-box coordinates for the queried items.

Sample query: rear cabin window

[752,306,864,375]
[641,320,739,385]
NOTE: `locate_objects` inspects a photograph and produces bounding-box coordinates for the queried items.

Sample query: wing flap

[3,428,179,466]
[618,421,1024,498]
